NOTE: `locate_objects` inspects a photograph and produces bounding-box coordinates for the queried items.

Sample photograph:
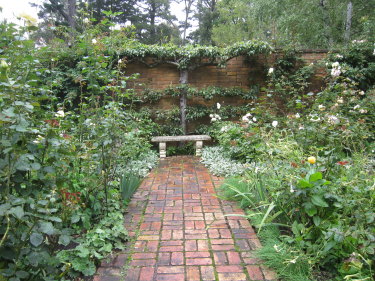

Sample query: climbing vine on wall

[119,40,272,70]
[135,85,259,103]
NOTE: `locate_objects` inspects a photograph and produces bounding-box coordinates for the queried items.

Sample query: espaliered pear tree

[119,41,272,134]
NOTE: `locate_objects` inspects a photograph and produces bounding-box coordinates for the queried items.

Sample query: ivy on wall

[119,40,272,70]
[134,85,260,103]
[133,85,256,135]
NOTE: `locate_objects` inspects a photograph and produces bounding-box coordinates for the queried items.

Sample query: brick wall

[125,51,327,92]
[124,50,328,134]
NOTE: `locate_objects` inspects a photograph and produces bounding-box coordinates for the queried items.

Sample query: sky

[0,0,40,23]
[0,0,187,23]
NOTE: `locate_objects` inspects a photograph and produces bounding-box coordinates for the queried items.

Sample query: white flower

[318,104,326,111]
[268,67,274,75]
[327,115,340,125]
[55,110,65,118]
[111,24,121,31]
[310,115,321,122]
[290,184,295,193]
[353,104,360,110]
[337,98,344,104]
[217,102,221,110]
[298,125,304,130]
[252,117,257,122]
[83,18,90,23]
[331,68,341,77]
[289,258,297,264]
[92,38,97,44]
[33,135,44,144]
[272,121,278,128]
[273,244,281,252]
[295,113,300,119]
[335,54,343,59]
[242,116,249,122]
[331,62,341,77]
[241,113,252,122]
[359,109,367,114]
[211,114,221,122]
[359,91,365,96]
[118,59,123,64]
[220,126,229,132]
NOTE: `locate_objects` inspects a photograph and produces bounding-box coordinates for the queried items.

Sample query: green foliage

[140,85,258,103]
[57,201,128,277]
[0,20,158,280]
[118,40,272,69]
[256,225,314,281]
[120,173,142,204]
[212,0,375,49]
[208,43,374,280]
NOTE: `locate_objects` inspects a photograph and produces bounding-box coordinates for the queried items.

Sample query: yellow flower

[307,156,316,164]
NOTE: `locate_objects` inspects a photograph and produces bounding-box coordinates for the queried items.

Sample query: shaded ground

[94,156,277,281]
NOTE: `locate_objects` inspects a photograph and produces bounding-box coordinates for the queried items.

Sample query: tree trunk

[67,0,76,29]
[182,0,194,44]
[345,1,353,43]
[150,0,157,43]
[319,0,334,47]
[179,69,188,134]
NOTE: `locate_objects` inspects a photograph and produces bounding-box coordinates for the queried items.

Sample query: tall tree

[87,0,140,24]
[191,0,218,44]
[179,0,196,44]
[37,0,79,29]
[135,0,178,44]
[211,0,375,48]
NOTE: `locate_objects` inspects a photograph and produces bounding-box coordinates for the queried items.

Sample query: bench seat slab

[151,135,211,158]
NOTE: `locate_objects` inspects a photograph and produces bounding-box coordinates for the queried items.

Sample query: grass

[120,173,142,204]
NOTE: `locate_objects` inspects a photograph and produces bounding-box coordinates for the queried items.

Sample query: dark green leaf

[39,221,56,235]
[30,233,43,247]
[9,206,24,219]
[311,195,329,207]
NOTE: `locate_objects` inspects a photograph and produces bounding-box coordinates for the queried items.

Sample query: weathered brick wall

[124,50,328,133]
[125,50,327,91]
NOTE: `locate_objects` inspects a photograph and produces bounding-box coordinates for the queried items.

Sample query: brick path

[94,156,277,281]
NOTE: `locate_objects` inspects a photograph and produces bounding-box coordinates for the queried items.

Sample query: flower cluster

[241,113,256,123]
[331,62,341,77]
[209,113,221,122]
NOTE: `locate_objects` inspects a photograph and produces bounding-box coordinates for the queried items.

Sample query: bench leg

[159,142,166,158]
[195,141,203,157]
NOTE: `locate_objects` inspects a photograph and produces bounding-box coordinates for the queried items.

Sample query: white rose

[242,116,249,122]
[55,110,65,118]
[272,121,278,128]
[268,67,274,75]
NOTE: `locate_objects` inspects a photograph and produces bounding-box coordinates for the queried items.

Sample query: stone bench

[151,135,211,158]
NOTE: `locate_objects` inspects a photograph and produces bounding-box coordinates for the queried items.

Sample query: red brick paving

[94,156,277,281]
